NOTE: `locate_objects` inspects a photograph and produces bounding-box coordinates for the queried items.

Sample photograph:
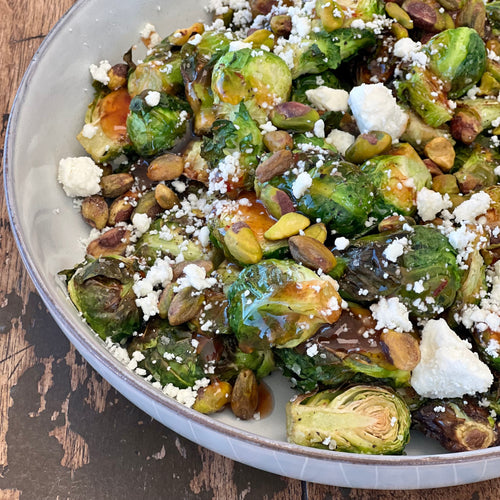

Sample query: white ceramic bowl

[5,0,500,489]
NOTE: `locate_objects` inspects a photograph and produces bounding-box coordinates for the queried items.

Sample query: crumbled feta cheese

[383,237,408,262]
[348,83,409,141]
[58,157,102,197]
[417,187,452,221]
[392,38,427,67]
[325,129,355,155]
[89,60,111,85]
[198,226,210,247]
[313,119,325,138]
[334,237,350,250]
[81,124,98,139]
[453,191,492,223]
[132,212,152,235]
[305,87,349,112]
[145,90,161,107]
[176,264,217,291]
[292,171,313,199]
[228,40,253,52]
[370,297,413,333]
[411,319,493,398]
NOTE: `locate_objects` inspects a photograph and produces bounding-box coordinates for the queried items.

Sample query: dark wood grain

[1,1,500,499]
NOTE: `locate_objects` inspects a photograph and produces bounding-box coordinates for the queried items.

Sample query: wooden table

[1,1,499,498]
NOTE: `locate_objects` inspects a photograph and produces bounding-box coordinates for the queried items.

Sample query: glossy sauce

[256,380,274,419]
[100,88,132,141]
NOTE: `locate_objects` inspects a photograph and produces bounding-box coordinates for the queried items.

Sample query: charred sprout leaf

[67,257,141,342]
[126,91,191,157]
[286,385,411,454]
[412,398,499,452]
[275,307,412,393]
[227,259,342,350]
[77,87,132,163]
[331,226,463,318]
[425,28,487,99]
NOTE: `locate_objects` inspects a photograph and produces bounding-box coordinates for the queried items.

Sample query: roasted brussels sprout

[77,87,132,163]
[227,259,342,350]
[286,385,411,454]
[67,257,141,341]
[330,226,463,317]
[126,91,191,157]
[412,398,499,452]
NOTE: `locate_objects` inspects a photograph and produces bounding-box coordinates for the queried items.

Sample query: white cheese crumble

[175,264,217,291]
[325,129,355,155]
[131,212,152,236]
[348,83,409,141]
[145,90,161,107]
[89,60,112,85]
[383,237,408,262]
[292,171,313,199]
[392,38,427,67]
[305,87,349,112]
[453,191,492,223]
[81,124,98,139]
[58,157,102,197]
[334,237,350,250]
[370,297,413,333]
[416,187,452,222]
[411,319,493,398]
[313,119,325,138]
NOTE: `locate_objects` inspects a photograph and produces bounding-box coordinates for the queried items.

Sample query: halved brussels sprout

[286,385,411,454]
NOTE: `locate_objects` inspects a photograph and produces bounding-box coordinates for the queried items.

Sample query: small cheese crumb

[305,87,349,112]
[370,297,412,332]
[383,237,408,262]
[176,264,217,291]
[453,191,492,223]
[89,60,111,85]
[292,171,313,199]
[132,212,152,235]
[58,157,102,197]
[411,319,493,398]
[325,129,355,155]
[145,90,161,107]
[417,187,452,221]
[334,237,350,250]
[81,124,98,139]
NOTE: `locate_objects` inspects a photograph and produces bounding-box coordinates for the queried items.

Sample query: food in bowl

[56,0,500,455]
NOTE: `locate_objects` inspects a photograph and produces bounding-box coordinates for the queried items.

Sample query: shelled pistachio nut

[288,235,336,272]
[231,369,259,420]
[270,102,320,132]
[86,227,131,258]
[432,174,460,195]
[108,191,137,225]
[344,131,392,164]
[224,222,263,265]
[424,137,455,171]
[243,29,275,49]
[107,63,128,90]
[154,183,179,210]
[264,212,310,240]
[263,130,293,152]
[255,149,294,183]
[168,22,204,45]
[378,215,415,232]
[158,283,175,319]
[385,1,414,29]
[81,195,109,230]
[270,15,292,37]
[380,330,421,371]
[100,172,134,198]
[147,153,185,181]
[303,222,328,243]
[168,286,204,326]
[259,184,295,219]
[316,0,344,32]
[193,380,233,414]
[131,190,163,220]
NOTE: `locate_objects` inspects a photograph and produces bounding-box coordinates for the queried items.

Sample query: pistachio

[385,2,414,29]
[108,191,137,226]
[132,190,163,220]
[402,0,449,31]
[432,174,460,195]
[423,158,444,176]
[100,173,135,198]
[168,286,204,326]
[172,260,214,281]
[154,183,179,210]
[107,63,128,90]
[380,330,421,371]
[270,102,320,132]
[391,22,409,39]
[193,380,232,414]
[435,0,463,10]
[288,235,336,272]
[243,29,274,49]
[303,222,328,244]
[147,153,185,181]
[249,0,282,16]
[478,72,500,97]
[224,222,263,265]
[316,0,344,32]
[183,140,210,184]
[231,369,259,420]
[264,212,310,240]
[255,150,294,183]
[344,131,392,164]
[270,15,292,37]
[158,283,175,319]
[87,227,131,258]
[263,130,294,152]
[258,184,295,219]
[450,108,482,145]
[213,8,234,27]
[424,137,455,171]
[378,215,415,232]
[168,22,205,46]
[81,195,109,230]
[456,0,486,37]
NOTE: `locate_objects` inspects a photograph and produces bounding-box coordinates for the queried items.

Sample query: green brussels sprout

[128,42,184,98]
[286,385,411,454]
[67,257,141,342]
[425,28,487,99]
[77,87,132,163]
[291,71,343,104]
[211,48,292,111]
[275,307,413,393]
[360,150,431,218]
[134,216,211,265]
[266,157,377,237]
[412,398,499,452]
[126,91,191,157]
[201,102,264,192]
[330,225,463,318]
[227,259,342,350]
[397,66,454,127]
[279,29,375,79]
[129,318,206,388]
[337,0,385,22]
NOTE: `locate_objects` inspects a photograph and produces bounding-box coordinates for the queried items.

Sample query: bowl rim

[4,0,500,475]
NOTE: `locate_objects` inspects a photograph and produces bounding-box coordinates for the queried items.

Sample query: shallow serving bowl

[5,0,500,489]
